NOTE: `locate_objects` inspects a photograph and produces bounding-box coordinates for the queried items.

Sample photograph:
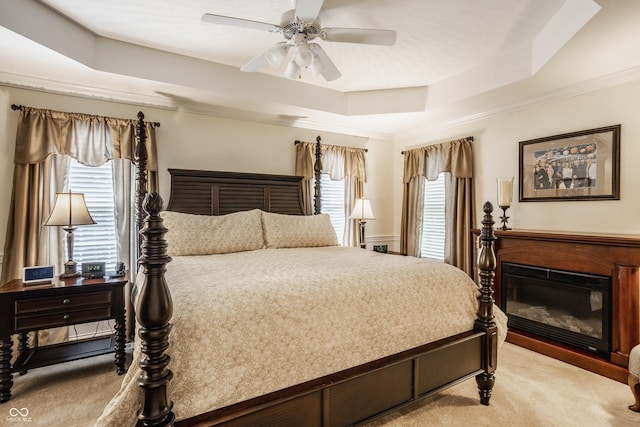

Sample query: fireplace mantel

[477,229,640,383]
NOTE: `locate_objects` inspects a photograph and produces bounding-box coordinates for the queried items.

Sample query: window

[67,159,119,271]
[420,173,446,261]
[319,173,345,245]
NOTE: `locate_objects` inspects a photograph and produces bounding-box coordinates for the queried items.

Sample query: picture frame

[519,125,620,202]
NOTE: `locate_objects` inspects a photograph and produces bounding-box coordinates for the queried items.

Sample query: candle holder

[496,176,514,230]
[498,205,511,230]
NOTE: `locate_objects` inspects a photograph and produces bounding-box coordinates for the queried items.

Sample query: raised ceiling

[1,0,638,140]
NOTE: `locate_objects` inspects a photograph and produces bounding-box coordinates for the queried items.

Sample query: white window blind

[420,173,446,261]
[320,174,345,245]
[67,159,119,271]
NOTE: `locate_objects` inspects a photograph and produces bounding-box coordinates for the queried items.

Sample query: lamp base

[358,220,367,249]
[61,261,80,278]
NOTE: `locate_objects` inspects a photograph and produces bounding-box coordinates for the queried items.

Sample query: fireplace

[501,262,611,356]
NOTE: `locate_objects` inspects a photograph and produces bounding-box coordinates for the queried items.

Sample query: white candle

[497,178,513,207]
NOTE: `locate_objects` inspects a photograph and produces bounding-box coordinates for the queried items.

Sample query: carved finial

[138,111,145,121]
[143,192,164,216]
[483,201,493,214]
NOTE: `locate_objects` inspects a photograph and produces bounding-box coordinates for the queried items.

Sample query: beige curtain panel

[400,138,474,275]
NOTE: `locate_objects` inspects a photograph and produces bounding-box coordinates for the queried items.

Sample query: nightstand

[0,275,127,403]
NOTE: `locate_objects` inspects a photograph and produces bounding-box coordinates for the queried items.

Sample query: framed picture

[519,125,620,202]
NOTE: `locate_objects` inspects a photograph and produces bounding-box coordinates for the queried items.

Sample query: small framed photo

[519,125,620,202]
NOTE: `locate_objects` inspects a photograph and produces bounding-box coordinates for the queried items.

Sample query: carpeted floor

[2,343,638,426]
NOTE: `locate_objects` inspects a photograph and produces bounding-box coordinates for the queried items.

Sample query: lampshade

[349,199,375,220]
[284,59,300,79]
[265,43,288,68]
[44,192,96,227]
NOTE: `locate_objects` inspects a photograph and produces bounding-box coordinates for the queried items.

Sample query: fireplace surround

[473,229,640,383]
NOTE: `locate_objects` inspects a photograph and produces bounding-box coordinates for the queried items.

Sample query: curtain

[295,141,367,246]
[2,107,159,342]
[400,138,474,275]
[294,142,315,215]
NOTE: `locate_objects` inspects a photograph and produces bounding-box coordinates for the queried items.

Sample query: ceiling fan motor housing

[280,10,320,41]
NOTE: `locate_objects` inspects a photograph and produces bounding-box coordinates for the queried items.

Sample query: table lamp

[44,191,96,278]
[349,198,375,249]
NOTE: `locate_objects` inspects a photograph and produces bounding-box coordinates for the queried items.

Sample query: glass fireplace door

[501,262,611,355]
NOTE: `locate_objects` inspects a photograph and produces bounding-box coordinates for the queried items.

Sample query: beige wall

[0,86,397,273]
[394,78,640,236]
[3,77,640,274]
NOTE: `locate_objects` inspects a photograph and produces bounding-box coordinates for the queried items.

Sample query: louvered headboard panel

[166,169,305,216]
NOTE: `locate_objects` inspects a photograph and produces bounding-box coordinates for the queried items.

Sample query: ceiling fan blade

[240,51,268,72]
[295,0,324,21]
[201,13,281,33]
[321,28,397,46]
[309,43,341,81]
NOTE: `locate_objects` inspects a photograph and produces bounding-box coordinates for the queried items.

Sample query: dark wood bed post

[134,114,175,426]
[135,112,149,260]
[136,192,175,427]
[475,201,498,405]
[313,136,322,215]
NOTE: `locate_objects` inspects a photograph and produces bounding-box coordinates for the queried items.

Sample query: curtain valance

[295,141,367,182]
[13,107,158,170]
[402,138,472,183]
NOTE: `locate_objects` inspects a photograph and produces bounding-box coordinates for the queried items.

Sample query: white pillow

[161,209,264,256]
[261,211,338,248]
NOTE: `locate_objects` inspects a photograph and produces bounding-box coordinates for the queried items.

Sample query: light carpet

[2,343,638,426]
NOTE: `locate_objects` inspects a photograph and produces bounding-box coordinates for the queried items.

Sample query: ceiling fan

[201,0,397,81]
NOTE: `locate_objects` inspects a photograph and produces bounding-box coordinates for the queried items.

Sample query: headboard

[165,169,306,216]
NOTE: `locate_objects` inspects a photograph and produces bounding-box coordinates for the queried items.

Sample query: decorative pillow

[261,211,339,248]
[161,209,264,256]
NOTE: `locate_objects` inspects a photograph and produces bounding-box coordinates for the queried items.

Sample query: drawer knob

[63,314,70,320]
[62,299,70,304]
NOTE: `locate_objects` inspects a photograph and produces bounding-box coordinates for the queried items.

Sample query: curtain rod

[11,104,161,127]
[294,137,368,152]
[401,135,474,155]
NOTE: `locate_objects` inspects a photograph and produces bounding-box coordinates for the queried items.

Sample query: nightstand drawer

[15,291,112,314]
[14,306,112,332]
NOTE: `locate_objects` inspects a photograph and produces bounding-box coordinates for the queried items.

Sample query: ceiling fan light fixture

[284,60,300,79]
[294,41,313,67]
[265,43,288,68]
[310,55,327,76]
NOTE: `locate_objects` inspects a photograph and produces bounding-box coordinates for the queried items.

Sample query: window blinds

[67,159,119,271]
[320,174,346,245]
[421,173,446,261]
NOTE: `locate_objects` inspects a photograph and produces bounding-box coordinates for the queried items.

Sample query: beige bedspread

[96,246,507,425]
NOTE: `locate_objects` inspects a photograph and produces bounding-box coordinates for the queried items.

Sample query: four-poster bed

[98,113,504,426]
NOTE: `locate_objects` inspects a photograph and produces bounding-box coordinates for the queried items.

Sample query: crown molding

[396,65,640,141]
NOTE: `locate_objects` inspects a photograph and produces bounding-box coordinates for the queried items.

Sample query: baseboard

[365,235,400,252]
